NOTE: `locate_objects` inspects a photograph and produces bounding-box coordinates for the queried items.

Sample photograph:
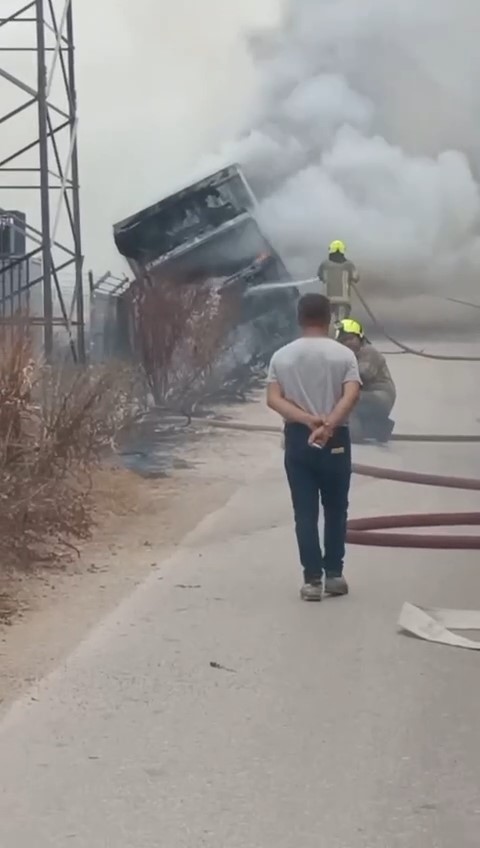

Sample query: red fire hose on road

[203,420,480,550]
[343,291,480,547]
[347,511,480,550]
[347,463,480,550]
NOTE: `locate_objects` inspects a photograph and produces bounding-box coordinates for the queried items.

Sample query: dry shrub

[130,275,240,414]
[0,327,137,568]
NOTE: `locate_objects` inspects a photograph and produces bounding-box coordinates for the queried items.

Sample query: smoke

[0,0,280,276]
[210,0,480,293]
[75,0,280,271]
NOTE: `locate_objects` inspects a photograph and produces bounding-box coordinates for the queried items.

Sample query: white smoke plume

[211,0,480,293]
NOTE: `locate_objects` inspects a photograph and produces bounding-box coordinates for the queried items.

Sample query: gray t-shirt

[267,337,361,419]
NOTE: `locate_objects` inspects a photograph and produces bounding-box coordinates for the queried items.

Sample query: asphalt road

[1,349,480,847]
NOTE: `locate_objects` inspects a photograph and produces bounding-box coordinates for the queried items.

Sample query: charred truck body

[111,165,297,363]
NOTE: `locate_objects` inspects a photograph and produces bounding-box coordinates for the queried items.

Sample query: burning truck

[109,164,298,364]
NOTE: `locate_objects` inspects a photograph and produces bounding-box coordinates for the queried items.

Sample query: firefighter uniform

[317,240,359,322]
[336,318,396,443]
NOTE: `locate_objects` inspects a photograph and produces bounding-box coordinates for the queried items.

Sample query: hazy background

[76,0,282,274]
[2,0,480,304]
[80,0,480,296]
[205,0,480,295]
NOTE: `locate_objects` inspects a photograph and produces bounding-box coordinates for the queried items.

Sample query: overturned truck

[109,164,297,364]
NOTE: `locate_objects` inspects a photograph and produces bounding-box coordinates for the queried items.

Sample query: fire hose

[345,290,480,547]
[203,419,480,550]
[353,287,480,362]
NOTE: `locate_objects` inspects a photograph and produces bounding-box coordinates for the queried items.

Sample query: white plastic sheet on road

[398,603,480,651]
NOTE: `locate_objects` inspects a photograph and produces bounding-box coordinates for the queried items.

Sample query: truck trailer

[109,164,297,363]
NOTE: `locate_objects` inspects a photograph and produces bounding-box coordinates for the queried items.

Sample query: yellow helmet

[336,318,364,339]
[329,239,346,255]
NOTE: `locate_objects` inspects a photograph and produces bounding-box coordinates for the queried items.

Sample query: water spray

[245,278,318,296]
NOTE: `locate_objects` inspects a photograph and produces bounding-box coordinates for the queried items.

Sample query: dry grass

[129,275,240,415]
[0,327,137,569]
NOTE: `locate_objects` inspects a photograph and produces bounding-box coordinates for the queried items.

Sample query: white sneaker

[300,582,323,602]
[324,575,349,596]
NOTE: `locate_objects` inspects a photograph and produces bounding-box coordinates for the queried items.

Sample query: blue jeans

[284,423,352,583]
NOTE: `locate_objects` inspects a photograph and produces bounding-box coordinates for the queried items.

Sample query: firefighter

[336,318,396,443]
[317,240,359,322]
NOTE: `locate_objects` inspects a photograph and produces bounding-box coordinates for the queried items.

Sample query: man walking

[266,294,361,601]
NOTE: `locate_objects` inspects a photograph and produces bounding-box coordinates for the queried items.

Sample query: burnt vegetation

[129,274,249,416]
[0,326,136,568]
[0,277,275,572]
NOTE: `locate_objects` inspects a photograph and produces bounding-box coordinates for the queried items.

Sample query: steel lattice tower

[0,0,85,362]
